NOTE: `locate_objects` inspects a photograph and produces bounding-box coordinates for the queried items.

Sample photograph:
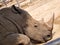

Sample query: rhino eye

[18,43,23,45]
[34,25,38,27]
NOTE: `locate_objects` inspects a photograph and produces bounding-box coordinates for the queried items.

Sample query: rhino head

[22,14,54,43]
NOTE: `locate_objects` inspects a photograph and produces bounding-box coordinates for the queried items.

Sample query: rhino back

[0,5,32,40]
[0,15,20,41]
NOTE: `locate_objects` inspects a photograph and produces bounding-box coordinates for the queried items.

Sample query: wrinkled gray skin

[0,5,54,45]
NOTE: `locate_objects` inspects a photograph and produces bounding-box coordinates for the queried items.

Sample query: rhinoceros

[0,5,54,45]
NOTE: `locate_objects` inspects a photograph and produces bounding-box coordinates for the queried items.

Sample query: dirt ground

[0,0,60,45]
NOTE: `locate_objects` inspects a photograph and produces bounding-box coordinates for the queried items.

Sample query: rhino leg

[1,33,30,45]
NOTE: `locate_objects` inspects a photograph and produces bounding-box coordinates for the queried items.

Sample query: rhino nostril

[43,35,51,42]
[44,35,52,42]
[47,35,51,38]
[18,43,23,45]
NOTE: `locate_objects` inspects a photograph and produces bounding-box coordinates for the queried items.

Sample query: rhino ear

[45,13,54,30]
[12,5,21,14]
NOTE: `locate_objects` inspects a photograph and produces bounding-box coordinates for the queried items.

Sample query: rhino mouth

[30,38,46,44]
[31,39,42,44]
[30,36,52,44]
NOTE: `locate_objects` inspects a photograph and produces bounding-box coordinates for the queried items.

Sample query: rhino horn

[45,13,54,30]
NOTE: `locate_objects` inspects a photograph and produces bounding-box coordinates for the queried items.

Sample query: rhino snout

[43,34,52,42]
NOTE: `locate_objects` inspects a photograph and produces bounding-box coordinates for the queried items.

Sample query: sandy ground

[0,0,60,45]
